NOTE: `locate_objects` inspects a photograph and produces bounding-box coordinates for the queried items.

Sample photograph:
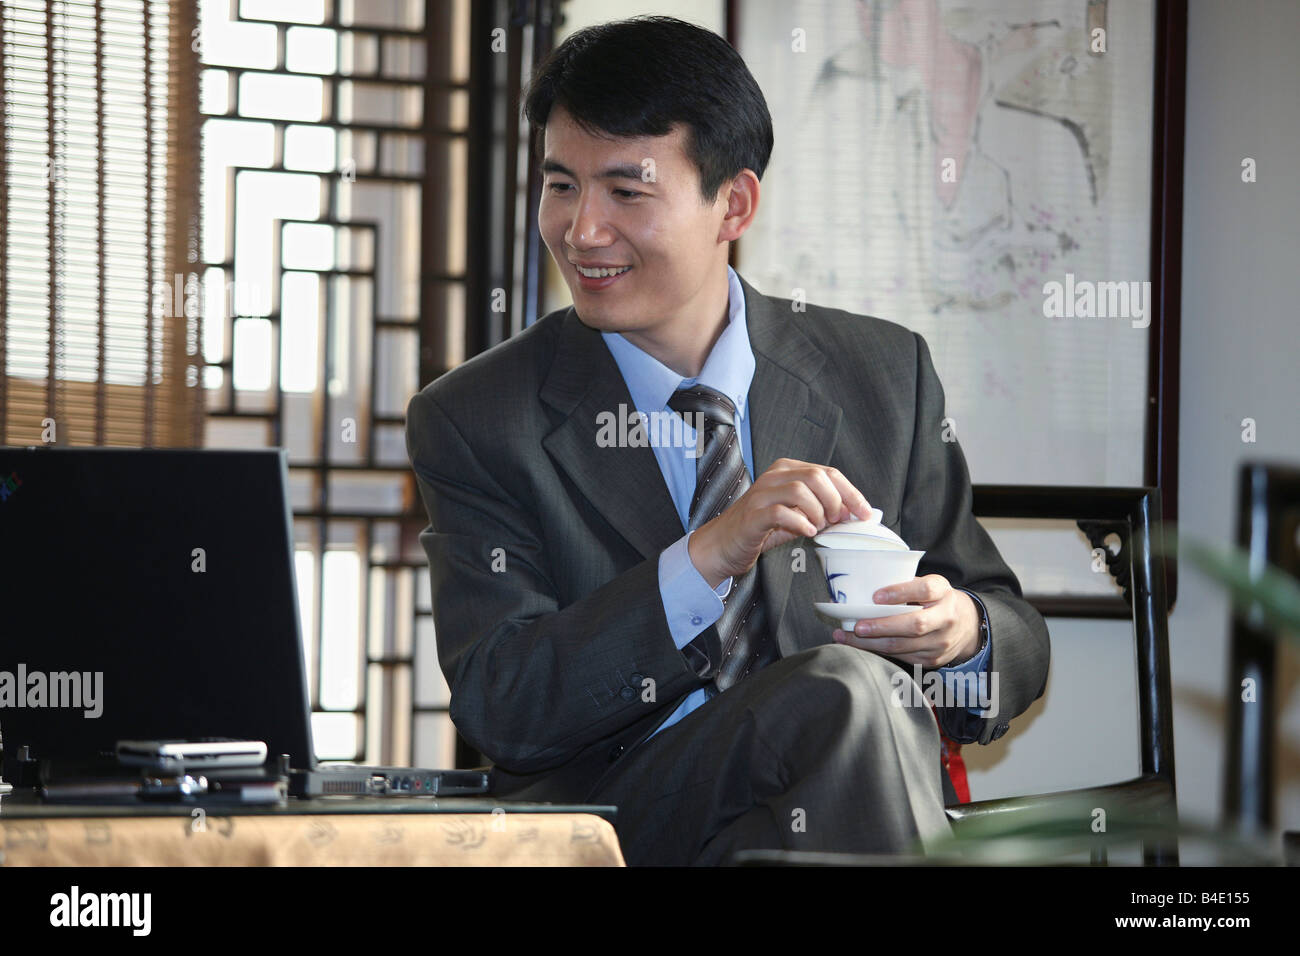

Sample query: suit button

[992,722,1009,740]
[620,686,636,701]
[608,744,625,762]
[630,672,645,685]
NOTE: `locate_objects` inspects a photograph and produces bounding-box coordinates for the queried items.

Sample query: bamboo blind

[0,0,202,447]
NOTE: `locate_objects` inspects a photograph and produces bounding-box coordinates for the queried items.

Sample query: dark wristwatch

[957,588,990,664]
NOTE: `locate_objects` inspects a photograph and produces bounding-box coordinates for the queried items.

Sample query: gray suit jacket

[405,271,1050,802]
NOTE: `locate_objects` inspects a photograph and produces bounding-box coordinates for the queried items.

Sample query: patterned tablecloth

[0,812,625,866]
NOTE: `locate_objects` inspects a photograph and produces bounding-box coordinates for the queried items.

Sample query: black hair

[523,16,774,204]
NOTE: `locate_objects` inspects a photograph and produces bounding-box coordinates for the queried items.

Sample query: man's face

[538,106,732,347]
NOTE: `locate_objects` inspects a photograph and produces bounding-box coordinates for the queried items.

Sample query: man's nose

[565,191,612,248]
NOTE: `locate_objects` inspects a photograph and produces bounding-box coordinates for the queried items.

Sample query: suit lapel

[540,308,684,561]
[740,275,843,655]
[539,273,844,656]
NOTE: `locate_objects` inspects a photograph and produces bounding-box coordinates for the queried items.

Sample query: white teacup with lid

[812,509,925,630]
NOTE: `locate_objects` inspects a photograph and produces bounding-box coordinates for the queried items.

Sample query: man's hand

[687,457,872,589]
[832,574,981,668]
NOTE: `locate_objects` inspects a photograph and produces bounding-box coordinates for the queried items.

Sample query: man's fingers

[777,480,829,530]
[792,468,845,530]
[820,466,872,522]
[794,465,870,529]
[767,503,819,540]
[873,574,945,606]
[832,627,943,661]
[756,460,871,527]
[853,606,935,639]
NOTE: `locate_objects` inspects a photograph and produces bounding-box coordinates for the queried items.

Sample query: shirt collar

[601,264,755,419]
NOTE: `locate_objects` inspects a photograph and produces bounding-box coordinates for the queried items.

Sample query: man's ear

[717,169,760,244]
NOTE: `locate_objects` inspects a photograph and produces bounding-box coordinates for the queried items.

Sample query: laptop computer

[0,446,485,797]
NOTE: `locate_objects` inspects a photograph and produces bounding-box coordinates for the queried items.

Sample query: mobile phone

[116,738,268,770]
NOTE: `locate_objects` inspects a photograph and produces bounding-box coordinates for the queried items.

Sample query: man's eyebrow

[542,159,646,182]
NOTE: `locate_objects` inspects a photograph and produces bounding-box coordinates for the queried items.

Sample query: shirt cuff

[659,530,732,651]
[936,588,992,715]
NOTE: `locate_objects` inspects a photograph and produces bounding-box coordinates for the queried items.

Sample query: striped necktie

[667,385,780,694]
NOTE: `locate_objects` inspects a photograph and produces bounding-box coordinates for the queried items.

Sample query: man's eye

[545,183,639,198]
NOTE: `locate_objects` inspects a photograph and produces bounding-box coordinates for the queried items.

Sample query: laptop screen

[0,447,315,779]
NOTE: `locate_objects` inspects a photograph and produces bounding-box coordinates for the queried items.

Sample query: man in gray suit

[405,17,1049,865]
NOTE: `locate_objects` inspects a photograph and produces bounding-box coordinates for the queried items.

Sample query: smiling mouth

[575,265,631,278]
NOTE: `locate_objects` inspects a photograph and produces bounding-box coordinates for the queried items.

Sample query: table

[0,792,624,866]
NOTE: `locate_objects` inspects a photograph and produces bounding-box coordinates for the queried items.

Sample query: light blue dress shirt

[601,266,992,741]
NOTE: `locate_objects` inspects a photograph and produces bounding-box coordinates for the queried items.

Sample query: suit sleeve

[899,332,1050,745]
[405,388,701,775]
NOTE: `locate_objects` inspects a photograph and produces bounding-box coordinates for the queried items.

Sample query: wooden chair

[1222,462,1300,844]
[944,485,1178,866]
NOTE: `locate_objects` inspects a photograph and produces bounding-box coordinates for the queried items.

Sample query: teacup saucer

[814,601,916,630]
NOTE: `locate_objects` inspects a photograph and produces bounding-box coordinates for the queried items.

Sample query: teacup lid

[823,508,884,534]
[814,510,908,549]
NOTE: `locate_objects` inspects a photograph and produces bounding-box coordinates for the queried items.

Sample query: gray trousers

[585,643,954,866]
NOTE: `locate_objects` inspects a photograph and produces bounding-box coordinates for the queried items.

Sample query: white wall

[557,0,722,36]
[959,0,1300,861]
[1166,0,1300,858]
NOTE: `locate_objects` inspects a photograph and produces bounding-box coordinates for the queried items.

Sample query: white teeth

[577,265,631,278]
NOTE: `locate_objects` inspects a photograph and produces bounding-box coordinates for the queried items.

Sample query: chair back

[1223,462,1300,833]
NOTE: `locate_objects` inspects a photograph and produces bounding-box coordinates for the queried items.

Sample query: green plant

[1158,526,1300,645]
[913,796,1277,865]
